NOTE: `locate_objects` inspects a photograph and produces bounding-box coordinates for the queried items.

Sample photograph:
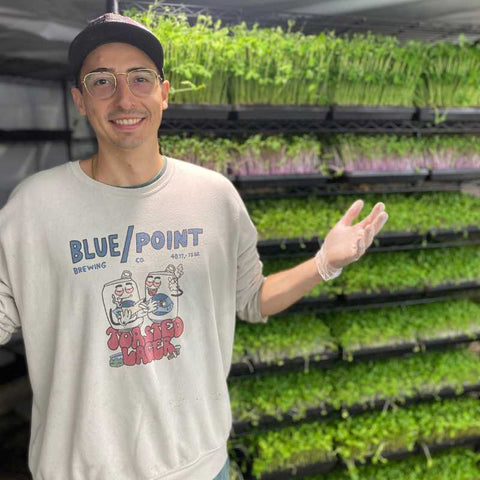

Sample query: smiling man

[70,15,170,187]
[0,12,388,480]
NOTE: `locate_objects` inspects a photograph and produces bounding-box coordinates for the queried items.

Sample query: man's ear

[71,87,87,116]
[161,80,170,110]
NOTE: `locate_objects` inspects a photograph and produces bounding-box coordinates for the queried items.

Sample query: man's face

[71,42,169,151]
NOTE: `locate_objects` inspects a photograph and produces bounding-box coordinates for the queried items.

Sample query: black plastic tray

[257,237,320,257]
[429,168,480,182]
[163,103,233,120]
[427,226,480,243]
[332,106,416,121]
[374,230,425,247]
[229,349,340,378]
[231,383,480,437]
[234,173,330,188]
[286,283,480,314]
[253,458,337,480]
[256,228,480,258]
[345,281,479,303]
[235,105,330,120]
[342,169,429,184]
[348,331,480,361]
[249,435,480,480]
[419,107,480,122]
[230,330,480,382]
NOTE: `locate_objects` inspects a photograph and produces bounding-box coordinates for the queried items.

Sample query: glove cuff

[314,244,343,281]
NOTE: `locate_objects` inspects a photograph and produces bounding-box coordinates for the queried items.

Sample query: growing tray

[163,103,233,120]
[235,170,436,189]
[287,281,480,313]
[257,230,424,257]
[234,105,331,120]
[427,226,480,243]
[238,181,462,201]
[331,106,416,121]
[247,434,480,480]
[429,168,480,182]
[347,331,480,361]
[257,228,480,258]
[342,169,429,184]
[229,331,480,380]
[346,435,480,470]
[245,434,480,480]
[252,458,338,480]
[418,107,480,122]
[343,282,480,303]
[422,332,480,349]
[233,173,330,189]
[231,383,480,437]
[229,349,340,378]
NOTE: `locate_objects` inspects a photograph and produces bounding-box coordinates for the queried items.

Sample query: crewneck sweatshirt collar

[69,157,175,198]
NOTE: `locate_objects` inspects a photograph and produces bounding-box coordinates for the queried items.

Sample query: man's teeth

[114,118,143,125]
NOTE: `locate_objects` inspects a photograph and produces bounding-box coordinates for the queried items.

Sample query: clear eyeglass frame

[82,68,162,99]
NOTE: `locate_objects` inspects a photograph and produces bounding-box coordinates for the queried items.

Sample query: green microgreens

[246,192,480,241]
[233,313,337,365]
[229,347,480,424]
[306,447,480,480]
[242,397,480,477]
[262,246,480,298]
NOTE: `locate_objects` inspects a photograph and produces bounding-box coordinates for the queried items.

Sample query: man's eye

[94,77,112,86]
[132,72,154,83]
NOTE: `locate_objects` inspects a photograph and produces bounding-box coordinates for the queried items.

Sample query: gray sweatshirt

[0,157,267,480]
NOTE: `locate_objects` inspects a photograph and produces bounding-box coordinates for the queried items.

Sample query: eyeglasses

[82,68,162,100]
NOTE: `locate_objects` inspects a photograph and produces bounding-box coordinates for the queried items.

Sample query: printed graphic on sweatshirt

[104,266,184,368]
[70,226,203,274]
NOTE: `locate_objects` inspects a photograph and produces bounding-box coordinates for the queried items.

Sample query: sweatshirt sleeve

[234,193,268,324]
[0,278,20,345]
[0,201,22,345]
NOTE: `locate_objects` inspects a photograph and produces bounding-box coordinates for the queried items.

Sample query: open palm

[323,199,389,269]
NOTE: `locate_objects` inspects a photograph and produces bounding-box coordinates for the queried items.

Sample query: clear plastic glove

[315,200,389,281]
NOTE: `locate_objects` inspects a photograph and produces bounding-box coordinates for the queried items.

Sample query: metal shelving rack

[159,117,480,136]
[112,2,480,478]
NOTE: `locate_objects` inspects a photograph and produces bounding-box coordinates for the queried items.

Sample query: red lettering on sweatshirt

[107,317,184,367]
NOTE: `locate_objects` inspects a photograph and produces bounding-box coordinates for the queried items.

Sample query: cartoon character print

[104,266,185,368]
[144,264,184,323]
[102,270,156,331]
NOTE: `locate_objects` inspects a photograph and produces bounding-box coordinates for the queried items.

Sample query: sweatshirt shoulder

[0,163,70,221]
[168,157,245,219]
[168,157,238,194]
[8,163,70,201]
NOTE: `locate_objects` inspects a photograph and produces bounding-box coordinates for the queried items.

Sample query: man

[0,13,388,480]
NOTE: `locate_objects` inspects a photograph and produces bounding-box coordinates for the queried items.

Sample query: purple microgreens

[231,150,323,176]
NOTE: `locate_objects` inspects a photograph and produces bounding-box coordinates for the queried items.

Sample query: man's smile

[109,117,146,130]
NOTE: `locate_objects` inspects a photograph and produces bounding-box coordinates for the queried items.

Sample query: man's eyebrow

[87,67,151,74]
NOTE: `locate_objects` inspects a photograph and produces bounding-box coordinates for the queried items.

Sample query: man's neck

[86,143,164,187]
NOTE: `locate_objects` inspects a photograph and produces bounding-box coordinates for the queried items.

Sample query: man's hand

[260,199,389,316]
[321,199,389,270]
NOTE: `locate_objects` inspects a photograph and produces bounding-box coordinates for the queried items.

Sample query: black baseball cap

[69,13,164,86]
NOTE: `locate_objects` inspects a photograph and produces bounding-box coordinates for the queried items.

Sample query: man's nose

[113,75,136,109]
